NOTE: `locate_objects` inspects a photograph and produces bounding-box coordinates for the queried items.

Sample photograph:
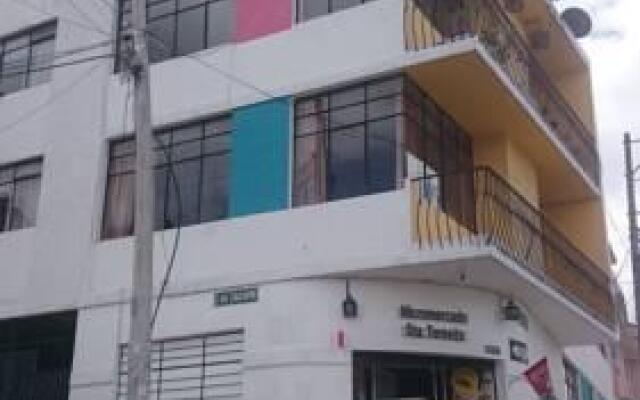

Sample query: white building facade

[0,0,618,400]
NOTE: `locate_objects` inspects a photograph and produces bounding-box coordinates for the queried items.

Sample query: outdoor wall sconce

[503,300,523,322]
[342,280,358,319]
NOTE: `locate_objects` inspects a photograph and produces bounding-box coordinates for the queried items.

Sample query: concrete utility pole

[128,0,154,398]
[623,132,640,353]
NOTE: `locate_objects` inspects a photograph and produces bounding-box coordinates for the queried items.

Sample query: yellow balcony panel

[403,0,600,195]
[406,48,596,205]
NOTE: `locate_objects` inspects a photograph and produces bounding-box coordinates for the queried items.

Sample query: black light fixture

[503,300,522,322]
[342,280,358,319]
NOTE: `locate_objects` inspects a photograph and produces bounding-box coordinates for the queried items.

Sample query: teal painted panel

[230,98,291,217]
[580,374,594,400]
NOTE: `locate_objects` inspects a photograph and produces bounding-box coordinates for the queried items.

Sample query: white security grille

[117,330,244,400]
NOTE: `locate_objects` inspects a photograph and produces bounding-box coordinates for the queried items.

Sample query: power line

[6,0,111,38]
[65,0,110,36]
[0,53,112,81]
[0,61,103,136]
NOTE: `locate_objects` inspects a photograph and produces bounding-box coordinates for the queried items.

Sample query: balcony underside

[406,46,597,205]
[330,246,614,346]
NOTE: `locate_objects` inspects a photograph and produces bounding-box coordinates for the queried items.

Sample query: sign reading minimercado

[400,304,468,342]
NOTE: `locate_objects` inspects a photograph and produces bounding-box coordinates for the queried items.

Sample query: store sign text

[400,305,468,342]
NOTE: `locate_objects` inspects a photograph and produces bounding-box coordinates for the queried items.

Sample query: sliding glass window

[102,116,231,239]
[294,76,404,206]
[0,22,56,96]
[118,0,234,66]
[297,0,372,21]
[293,75,474,227]
[0,158,43,233]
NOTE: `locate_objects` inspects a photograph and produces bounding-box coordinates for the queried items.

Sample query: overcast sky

[555,0,640,322]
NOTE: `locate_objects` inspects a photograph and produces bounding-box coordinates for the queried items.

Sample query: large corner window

[0,311,76,400]
[117,0,234,66]
[293,75,474,221]
[297,0,372,21]
[294,76,404,206]
[353,352,498,400]
[102,116,231,239]
[0,22,56,96]
[0,158,43,233]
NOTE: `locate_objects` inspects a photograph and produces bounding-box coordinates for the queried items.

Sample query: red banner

[524,358,553,397]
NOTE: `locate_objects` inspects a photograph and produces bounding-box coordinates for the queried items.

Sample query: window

[0,158,43,233]
[0,22,56,96]
[117,330,244,400]
[297,0,372,21]
[353,352,497,400]
[293,75,474,221]
[102,116,231,239]
[118,0,234,66]
[293,77,404,206]
[0,311,76,400]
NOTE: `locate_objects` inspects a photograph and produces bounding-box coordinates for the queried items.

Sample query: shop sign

[400,305,468,342]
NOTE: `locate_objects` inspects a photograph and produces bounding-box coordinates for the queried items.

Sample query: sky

[555,0,640,322]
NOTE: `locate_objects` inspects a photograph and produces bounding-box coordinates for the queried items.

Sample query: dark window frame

[293,74,474,230]
[296,0,373,22]
[293,75,405,206]
[102,115,231,239]
[116,0,234,69]
[0,21,57,96]
[0,157,43,233]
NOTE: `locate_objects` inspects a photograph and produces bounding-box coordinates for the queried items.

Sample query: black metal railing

[404,0,600,187]
[410,167,613,327]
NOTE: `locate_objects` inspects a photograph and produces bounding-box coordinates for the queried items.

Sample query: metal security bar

[404,0,600,187]
[410,167,614,327]
[117,330,244,400]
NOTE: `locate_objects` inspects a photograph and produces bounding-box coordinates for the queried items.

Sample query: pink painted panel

[234,0,292,43]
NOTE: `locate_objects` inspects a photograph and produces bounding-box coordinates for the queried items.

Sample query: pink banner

[235,0,292,43]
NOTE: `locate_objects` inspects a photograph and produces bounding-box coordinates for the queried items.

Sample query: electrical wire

[0,53,113,81]
[6,0,111,38]
[121,77,183,330]
[0,61,103,136]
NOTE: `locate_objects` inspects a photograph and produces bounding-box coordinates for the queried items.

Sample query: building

[612,287,639,400]
[0,0,618,399]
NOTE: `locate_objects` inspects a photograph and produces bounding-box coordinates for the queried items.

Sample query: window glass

[176,6,206,56]
[207,0,234,47]
[0,159,43,234]
[103,117,230,239]
[300,0,329,20]
[147,15,175,63]
[0,22,56,96]
[201,155,228,221]
[331,0,362,13]
[28,39,55,86]
[294,77,404,206]
[367,118,397,192]
[329,125,366,200]
[10,177,41,230]
[1,47,29,94]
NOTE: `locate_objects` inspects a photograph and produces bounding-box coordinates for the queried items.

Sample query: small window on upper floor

[102,116,231,239]
[117,0,234,67]
[0,22,57,97]
[297,0,371,22]
[0,158,43,233]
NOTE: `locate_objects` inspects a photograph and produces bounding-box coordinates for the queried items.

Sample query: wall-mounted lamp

[503,300,523,322]
[342,280,358,319]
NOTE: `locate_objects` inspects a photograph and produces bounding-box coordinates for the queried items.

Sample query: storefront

[353,352,497,400]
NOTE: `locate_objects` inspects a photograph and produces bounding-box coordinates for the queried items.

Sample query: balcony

[410,167,614,328]
[403,0,600,188]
